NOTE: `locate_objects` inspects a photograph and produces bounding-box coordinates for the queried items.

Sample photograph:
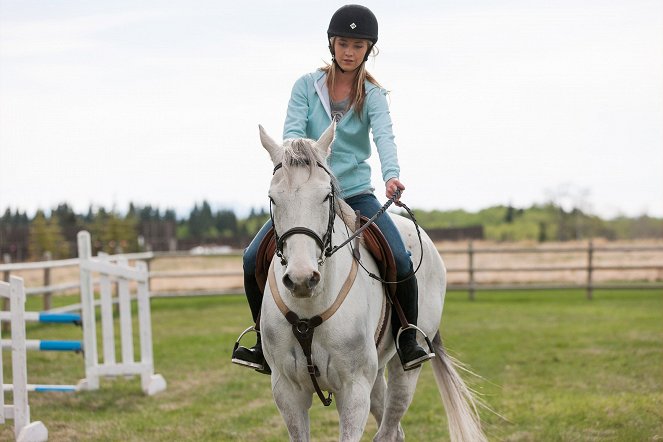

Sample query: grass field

[1,289,661,441]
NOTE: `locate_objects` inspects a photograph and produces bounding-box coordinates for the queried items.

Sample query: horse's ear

[259,125,283,165]
[314,122,335,158]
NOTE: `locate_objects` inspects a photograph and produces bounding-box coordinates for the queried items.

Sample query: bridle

[270,161,336,267]
[269,160,424,283]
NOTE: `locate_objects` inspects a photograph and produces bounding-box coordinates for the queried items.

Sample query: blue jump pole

[37,312,82,325]
[38,340,83,352]
[33,385,78,393]
[0,311,82,325]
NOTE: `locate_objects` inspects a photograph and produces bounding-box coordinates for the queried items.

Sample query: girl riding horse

[233,4,432,373]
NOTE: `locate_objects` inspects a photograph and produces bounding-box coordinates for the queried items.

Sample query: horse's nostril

[282,274,295,290]
[308,271,321,289]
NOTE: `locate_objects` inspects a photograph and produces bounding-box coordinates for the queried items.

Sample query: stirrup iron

[395,324,436,371]
[231,326,269,372]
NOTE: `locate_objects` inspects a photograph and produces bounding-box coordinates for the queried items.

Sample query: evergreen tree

[28,210,68,260]
[505,205,515,223]
[215,209,238,238]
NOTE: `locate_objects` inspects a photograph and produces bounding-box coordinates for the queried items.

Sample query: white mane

[282,138,343,207]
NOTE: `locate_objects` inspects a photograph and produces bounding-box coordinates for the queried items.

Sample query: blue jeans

[243,193,413,279]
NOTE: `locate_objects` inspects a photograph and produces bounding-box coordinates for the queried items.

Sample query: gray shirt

[331,96,351,122]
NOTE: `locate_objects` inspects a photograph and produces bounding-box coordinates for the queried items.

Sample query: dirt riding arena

[6,239,662,298]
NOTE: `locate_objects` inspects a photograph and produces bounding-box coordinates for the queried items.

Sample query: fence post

[468,240,475,301]
[43,251,53,311]
[2,254,10,334]
[78,231,100,390]
[144,256,152,292]
[586,239,594,300]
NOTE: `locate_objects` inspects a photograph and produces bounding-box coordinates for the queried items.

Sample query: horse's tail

[431,331,488,442]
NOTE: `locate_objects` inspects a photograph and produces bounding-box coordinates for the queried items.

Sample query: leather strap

[268,258,358,322]
[267,257,358,406]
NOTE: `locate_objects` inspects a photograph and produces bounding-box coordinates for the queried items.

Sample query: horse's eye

[269,196,276,205]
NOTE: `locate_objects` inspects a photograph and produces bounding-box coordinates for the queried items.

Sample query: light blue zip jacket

[283,70,400,198]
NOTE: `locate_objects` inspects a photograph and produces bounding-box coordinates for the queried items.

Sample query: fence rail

[1,241,662,307]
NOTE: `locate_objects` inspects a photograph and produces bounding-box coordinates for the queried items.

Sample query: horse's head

[259,123,337,298]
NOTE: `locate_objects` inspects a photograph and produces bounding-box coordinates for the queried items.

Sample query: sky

[1,0,661,219]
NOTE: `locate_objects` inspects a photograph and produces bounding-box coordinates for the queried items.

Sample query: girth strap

[267,257,358,406]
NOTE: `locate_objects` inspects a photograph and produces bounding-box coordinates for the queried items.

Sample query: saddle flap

[358,215,397,298]
[255,228,276,294]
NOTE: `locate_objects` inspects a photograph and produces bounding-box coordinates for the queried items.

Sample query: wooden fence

[441,240,663,300]
[1,242,662,308]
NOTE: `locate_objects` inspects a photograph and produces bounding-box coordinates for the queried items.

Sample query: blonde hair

[321,37,382,118]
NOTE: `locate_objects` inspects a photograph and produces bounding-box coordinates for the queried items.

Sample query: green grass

[1,290,661,441]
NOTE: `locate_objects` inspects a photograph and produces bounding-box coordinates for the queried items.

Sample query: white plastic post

[77,231,99,391]
[10,277,31,438]
[0,277,48,442]
[136,261,166,395]
[99,272,115,365]
[0,280,6,424]
[117,257,134,364]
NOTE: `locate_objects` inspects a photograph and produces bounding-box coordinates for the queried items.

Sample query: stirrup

[395,324,436,371]
[231,326,270,374]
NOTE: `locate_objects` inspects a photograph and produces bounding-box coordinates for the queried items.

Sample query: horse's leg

[335,378,373,442]
[272,376,313,442]
[373,356,421,442]
[369,367,387,427]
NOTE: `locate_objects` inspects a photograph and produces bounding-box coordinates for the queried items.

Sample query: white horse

[258,123,486,442]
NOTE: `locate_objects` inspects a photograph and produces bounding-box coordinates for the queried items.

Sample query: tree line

[0,201,660,262]
[0,202,269,262]
[411,203,662,243]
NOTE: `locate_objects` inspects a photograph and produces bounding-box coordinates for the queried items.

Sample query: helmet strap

[364,43,374,62]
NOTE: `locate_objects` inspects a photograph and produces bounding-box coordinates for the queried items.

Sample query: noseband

[270,161,336,266]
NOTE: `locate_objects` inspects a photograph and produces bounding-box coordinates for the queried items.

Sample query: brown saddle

[255,216,397,299]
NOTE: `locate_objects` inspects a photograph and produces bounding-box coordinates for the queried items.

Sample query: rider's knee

[243,243,259,275]
[394,251,414,281]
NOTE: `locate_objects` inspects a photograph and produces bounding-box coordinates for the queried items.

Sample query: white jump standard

[77,231,166,395]
[0,277,49,442]
[1,231,166,440]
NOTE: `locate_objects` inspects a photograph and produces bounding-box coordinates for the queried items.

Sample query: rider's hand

[385,178,405,206]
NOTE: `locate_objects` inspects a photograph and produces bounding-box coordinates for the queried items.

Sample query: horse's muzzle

[282,270,321,298]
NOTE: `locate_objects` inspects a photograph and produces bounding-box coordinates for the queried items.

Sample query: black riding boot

[391,274,435,370]
[231,273,271,375]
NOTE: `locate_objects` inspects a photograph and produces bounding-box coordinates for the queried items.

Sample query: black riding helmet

[327,4,378,63]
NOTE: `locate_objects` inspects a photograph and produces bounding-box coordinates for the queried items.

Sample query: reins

[329,189,425,285]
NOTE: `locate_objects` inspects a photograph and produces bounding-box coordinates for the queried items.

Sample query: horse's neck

[313,213,360,303]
